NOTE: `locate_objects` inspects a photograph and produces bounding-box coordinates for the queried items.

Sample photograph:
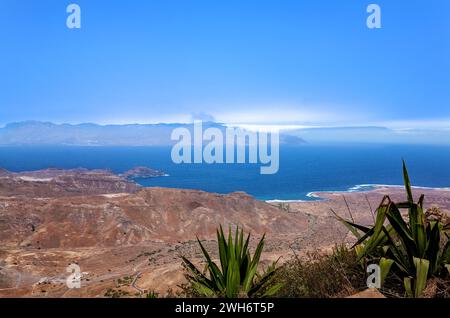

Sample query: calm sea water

[1,144,450,201]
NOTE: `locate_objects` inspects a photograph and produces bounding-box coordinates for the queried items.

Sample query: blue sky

[0,0,449,128]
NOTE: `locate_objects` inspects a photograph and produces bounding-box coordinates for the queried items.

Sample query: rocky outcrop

[119,166,166,179]
[0,168,141,198]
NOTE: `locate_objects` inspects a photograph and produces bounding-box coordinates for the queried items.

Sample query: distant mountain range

[0,121,448,146]
[0,121,192,146]
[283,126,450,144]
[0,121,305,146]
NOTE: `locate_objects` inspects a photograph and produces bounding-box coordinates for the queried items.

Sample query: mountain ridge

[2,120,449,145]
[0,121,306,146]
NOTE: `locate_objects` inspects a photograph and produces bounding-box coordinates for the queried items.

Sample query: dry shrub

[274,245,367,298]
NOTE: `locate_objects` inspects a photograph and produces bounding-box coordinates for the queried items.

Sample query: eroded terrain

[1,168,449,297]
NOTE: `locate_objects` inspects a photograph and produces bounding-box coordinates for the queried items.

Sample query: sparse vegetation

[104,288,131,298]
[116,275,133,287]
[145,291,159,298]
[276,202,290,212]
[272,245,367,298]
[181,226,282,298]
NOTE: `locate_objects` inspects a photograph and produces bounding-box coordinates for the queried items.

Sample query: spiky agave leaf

[225,256,240,298]
[412,257,430,297]
[403,258,430,298]
[242,234,265,293]
[440,239,450,270]
[217,226,228,275]
[330,208,367,240]
[381,226,411,275]
[402,160,414,205]
[425,221,442,275]
[335,162,449,297]
[412,202,427,257]
[249,268,281,298]
[385,203,416,265]
[358,197,391,257]
[404,277,413,298]
[191,281,217,298]
[183,226,278,298]
[379,257,394,287]
[196,237,225,290]
[181,256,216,293]
[402,161,428,256]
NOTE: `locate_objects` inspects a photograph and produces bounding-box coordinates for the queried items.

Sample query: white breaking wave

[266,199,309,203]
[265,184,450,203]
[263,183,450,203]
[347,184,450,191]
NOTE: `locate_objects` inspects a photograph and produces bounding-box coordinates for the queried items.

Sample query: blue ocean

[1,144,450,201]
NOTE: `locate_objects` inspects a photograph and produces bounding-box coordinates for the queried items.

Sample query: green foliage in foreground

[336,161,450,297]
[181,226,282,298]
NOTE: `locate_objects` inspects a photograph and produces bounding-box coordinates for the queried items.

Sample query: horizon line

[2,119,450,132]
[0,120,393,131]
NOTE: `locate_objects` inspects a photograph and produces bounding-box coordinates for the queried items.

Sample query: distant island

[0,166,167,197]
[0,121,305,146]
[119,166,168,179]
[0,120,448,146]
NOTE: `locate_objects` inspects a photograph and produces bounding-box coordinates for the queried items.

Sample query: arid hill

[0,168,141,198]
[1,168,449,297]
[0,168,308,297]
[0,187,308,249]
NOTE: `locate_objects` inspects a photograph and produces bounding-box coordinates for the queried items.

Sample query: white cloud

[370,119,450,130]
[190,112,215,122]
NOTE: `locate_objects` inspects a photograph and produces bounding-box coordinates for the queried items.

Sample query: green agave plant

[181,226,282,298]
[336,161,450,297]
